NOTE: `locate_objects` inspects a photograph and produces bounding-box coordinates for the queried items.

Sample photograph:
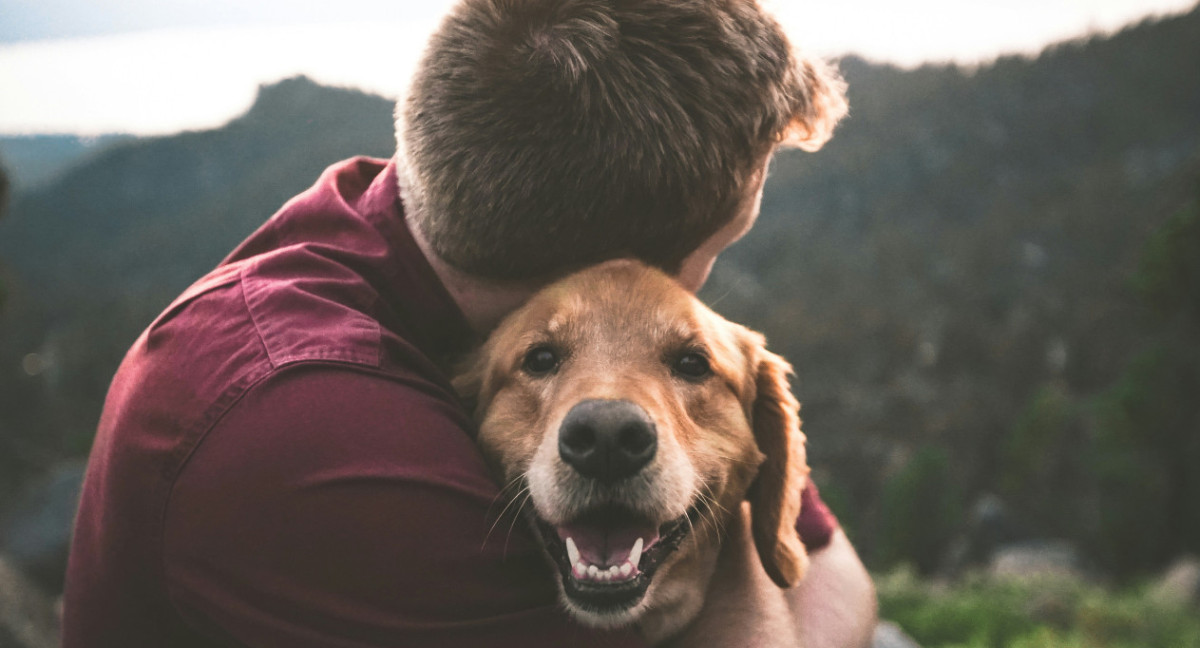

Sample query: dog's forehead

[532,263,702,339]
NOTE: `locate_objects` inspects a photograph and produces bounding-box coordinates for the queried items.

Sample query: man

[63,0,875,646]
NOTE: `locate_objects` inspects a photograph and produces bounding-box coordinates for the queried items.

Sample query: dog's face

[455,260,808,638]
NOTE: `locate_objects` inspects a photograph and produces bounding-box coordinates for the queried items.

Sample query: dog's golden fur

[455,260,809,641]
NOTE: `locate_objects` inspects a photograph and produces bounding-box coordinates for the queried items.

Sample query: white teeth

[568,536,644,582]
[630,537,644,568]
[565,537,580,567]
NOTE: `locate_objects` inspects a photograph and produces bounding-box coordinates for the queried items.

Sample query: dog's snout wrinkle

[558,399,657,483]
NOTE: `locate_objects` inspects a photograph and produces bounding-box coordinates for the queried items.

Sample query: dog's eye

[522,346,561,375]
[673,352,712,380]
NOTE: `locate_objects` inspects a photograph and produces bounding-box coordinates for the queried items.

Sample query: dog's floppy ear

[748,344,810,588]
[451,351,488,420]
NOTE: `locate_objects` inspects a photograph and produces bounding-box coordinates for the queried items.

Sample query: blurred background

[1,1,1199,646]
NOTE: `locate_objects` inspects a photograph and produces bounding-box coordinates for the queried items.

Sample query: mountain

[0,135,135,190]
[1,76,396,308]
[2,8,1199,576]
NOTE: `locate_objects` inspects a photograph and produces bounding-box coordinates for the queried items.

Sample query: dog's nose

[558,399,657,483]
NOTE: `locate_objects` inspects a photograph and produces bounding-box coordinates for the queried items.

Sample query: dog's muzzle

[530,398,695,613]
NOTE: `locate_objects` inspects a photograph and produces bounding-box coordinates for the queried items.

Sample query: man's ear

[747,347,810,588]
[779,53,849,152]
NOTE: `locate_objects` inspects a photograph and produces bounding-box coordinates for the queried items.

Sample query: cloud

[0,0,451,43]
[1,0,1195,134]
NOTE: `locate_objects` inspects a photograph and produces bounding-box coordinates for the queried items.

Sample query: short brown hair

[398,0,847,280]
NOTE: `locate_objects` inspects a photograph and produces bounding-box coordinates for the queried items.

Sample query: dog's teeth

[587,564,599,578]
[565,537,580,566]
[608,565,619,579]
[630,537,644,568]
[620,562,633,577]
[574,561,587,578]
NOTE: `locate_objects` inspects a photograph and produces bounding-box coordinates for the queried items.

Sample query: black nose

[558,399,657,483]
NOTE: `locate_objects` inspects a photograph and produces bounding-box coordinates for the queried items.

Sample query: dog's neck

[404,211,542,335]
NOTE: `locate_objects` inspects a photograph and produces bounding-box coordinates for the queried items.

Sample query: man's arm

[789,530,878,648]
[665,503,876,648]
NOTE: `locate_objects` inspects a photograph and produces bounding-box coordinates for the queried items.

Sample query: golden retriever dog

[455,259,809,641]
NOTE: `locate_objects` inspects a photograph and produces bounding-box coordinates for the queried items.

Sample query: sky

[0,0,1196,135]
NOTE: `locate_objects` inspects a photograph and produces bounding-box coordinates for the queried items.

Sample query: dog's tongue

[556,520,660,566]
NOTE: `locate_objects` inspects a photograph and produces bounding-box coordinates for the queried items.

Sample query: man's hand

[665,502,877,647]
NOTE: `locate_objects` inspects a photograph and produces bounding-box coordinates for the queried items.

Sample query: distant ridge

[0,135,135,191]
[0,75,396,309]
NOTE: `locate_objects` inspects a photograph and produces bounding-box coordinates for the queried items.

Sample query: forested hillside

[703,7,1200,576]
[1,7,1198,579]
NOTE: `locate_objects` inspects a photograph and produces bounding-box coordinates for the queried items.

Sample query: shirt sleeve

[162,365,646,648]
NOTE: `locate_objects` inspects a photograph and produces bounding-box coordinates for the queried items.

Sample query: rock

[1149,555,1200,607]
[0,461,85,594]
[872,620,921,648]
[0,553,59,648]
[940,494,1087,582]
[989,539,1082,580]
[940,493,1032,576]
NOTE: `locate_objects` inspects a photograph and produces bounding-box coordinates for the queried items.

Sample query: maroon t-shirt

[62,157,837,647]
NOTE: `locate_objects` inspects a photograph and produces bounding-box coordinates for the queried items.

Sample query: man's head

[398,0,847,283]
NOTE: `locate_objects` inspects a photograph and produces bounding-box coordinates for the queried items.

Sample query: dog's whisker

[484,474,528,518]
[681,494,703,549]
[684,447,759,466]
[484,479,531,550]
[487,483,528,529]
[502,489,535,557]
[483,499,521,550]
[697,497,718,546]
[704,483,729,517]
[692,485,727,547]
[704,285,735,309]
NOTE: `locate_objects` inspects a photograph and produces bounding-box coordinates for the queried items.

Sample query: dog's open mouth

[532,505,698,613]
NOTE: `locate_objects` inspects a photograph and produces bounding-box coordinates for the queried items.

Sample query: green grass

[876,567,1200,648]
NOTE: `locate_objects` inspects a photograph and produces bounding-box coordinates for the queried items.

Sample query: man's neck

[405,211,540,335]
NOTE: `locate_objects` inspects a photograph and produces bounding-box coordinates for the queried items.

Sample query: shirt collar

[357,158,477,359]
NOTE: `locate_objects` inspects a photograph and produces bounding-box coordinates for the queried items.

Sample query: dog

[454,259,810,641]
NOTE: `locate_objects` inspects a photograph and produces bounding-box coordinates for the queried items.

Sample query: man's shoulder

[108,244,452,466]
[122,252,386,404]
[236,247,386,370]
[104,149,467,490]
[191,364,484,488]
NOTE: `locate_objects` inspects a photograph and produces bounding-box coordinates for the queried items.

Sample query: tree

[876,446,964,573]
[0,161,8,311]
[1089,186,1200,574]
